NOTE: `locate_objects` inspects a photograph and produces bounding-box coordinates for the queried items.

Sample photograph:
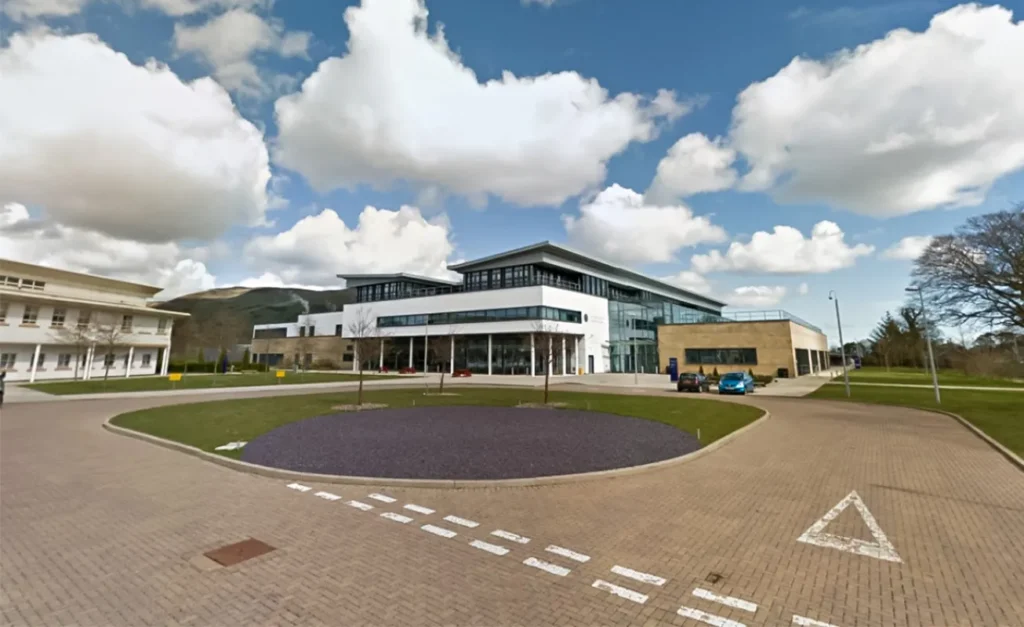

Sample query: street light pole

[828,290,850,398]
[907,287,941,404]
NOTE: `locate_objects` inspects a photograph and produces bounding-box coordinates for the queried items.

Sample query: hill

[157,286,355,329]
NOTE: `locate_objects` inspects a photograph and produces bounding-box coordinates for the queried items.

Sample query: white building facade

[0,259,188,382]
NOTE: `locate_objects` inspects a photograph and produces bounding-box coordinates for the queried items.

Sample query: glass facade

[392,333,575,375]
[378,306,581,328]
[685,348,758,365]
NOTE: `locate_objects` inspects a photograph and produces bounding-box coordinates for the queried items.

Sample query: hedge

[168,361,268,373]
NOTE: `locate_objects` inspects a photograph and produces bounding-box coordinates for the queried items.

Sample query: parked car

[718,371,755,395]
[677,372,710,393]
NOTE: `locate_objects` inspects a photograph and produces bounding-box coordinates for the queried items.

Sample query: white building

[254,242,729,375]
[0,259,189,382]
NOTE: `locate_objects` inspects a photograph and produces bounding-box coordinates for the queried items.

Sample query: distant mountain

[157,286,355,329]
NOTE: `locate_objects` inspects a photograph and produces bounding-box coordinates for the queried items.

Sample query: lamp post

[906,286,940,404]
[828,290,850,398]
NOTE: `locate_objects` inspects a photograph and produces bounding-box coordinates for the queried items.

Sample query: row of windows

[0,303,169,332]
[0,352,153,369]
[684,348,759,365]
[378,306,583,328]
[0,275,46,291]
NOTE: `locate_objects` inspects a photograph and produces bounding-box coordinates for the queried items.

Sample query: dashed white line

[404,503,435,515]
[610,565,666,586]
[443,515,480,528]
[381,512,413,524]
[421,524,458,539]
[314,491,342,501]
[677,606,745,627]
[792,615,838,627]
[286,483,312,492]
[470,540,510,556]
[591,579,647,604]
[367,493,396,503]
[346,500,374,511]
[545,545,590,563]
[523,557,571,577]
[491,530,530,544]
[692,588,758,613]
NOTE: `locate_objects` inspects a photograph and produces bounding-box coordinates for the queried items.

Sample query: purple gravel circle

[241,405,700,480]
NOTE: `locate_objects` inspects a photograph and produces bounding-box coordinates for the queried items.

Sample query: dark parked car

[677,372,710,393]
[718,371,755,395]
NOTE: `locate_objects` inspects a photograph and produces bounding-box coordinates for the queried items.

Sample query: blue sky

[1,0,1022,343]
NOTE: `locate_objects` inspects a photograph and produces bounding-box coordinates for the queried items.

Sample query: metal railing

[673,309,823,334]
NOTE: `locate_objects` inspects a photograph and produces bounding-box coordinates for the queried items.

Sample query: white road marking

[421,524,457,539]
[610,565,666,586]
[545,545,590,563]
[214,441,246,451]
[381,512,413,523]
[692,588,757,613]
[404,503,435,515]
[591,579,647,604]
[470,540,510,556]
[367,493,396,503]
[346,500,374,511]
[523,557,571,577]
[491,530,530,544]
[314,491,342,501]
[677,606,745,627]
[443,515,479,528]
[792,615,839,627]
[797,490,902,563]
[286,483,312,492]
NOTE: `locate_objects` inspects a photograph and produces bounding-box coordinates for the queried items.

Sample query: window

[34,353,46,368]
[0,353,15,368]
[684,348,758,365]
[335,324,344,336]
[0,301,7,323]
[21,279,45,291]
[58,354,72,368]
[22,305,39,324]
[299,326,306,337]
[342,352,354,362]
[157,318,168,334]
[103,353,115,367]
[253,328,287,339]
[77,310,91,328]
[142,354,152,367]
[123,353,130,367]
[121,315,133,332]
[51,308,66,327]
[377,306,583,327]
[308,326,315,337]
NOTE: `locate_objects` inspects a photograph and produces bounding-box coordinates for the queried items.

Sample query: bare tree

[293,312,314,372]
[92,313,126,382]
[202,310,248,377]
[531,321,564,405]
[427,324,462,394]
[51,318,95,380]
[347,309,384,406]
[171,317,203,377]
[913,206,1024,330]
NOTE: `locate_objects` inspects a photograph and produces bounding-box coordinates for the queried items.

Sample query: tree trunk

[73,348,80,381]
[357,366,364,406]
[439,371,445,394]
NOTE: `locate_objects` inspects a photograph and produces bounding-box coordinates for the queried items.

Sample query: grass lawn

[110,387,765,459]
[27,371,405,395]
[846,366,1024,388]
[810,384,1023,456]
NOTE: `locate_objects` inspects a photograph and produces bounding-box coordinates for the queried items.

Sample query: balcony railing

[358,275,583,303]
[673,309,823,334]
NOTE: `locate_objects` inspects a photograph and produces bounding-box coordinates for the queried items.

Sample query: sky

[1,0,1023,343]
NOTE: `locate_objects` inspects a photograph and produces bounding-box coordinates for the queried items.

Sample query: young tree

[51,319,95,380]
[92,314,125,382]
[202,310,248,376]
[531,321,563,404]
[293,313,314,371]
[427,324,461,394]
[171,317,203,377]
[870,313,903,371]
[347,309,384,406]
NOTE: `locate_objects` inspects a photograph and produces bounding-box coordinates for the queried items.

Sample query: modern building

[0,259,188,382]
[252,241,828,378]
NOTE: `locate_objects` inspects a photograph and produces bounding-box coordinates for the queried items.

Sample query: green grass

[27,371,405,395]
[810,384,1023,456]
[110,387,765,458]
[846,366,1024,388]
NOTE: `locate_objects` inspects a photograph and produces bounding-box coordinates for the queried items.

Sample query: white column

[548,336,553,376]
[487,334,493,376]
[449,336,454,374]
[83,345,93,381]
[125,346,134,378]
[530,333,536,376]
[379,338,384,371]
[576,337,583,375]
[561,336,566,376]
[408,337,414,368]
[423,334,429,373]
[29,344,41,383]
[161,344,171,375]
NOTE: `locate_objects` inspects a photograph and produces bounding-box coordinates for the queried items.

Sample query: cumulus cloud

[562,184,726,265]
[660,270,712,295]
[2,0,269,20]
[0,203,216,300]
[646,133,738,202]
[173,8,311,97]
[691,221,874,274]
[141,0,270,16]
[273,0,688,206]
[0,32,271,242]
[728,285,788,307]
[2,0,89,20]
[243,205,456,287]
[882,235,934,260]
[798,282,810,295]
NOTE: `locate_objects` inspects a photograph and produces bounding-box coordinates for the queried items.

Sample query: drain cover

[705,572,723,584]
[204,538,276,567]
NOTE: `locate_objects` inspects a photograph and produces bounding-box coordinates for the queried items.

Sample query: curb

[939,410,1024,473]
[102,408,770,489]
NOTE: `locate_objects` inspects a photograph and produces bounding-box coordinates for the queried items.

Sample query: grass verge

[810,384,1023,456]
[110,387,765,458]
[847,366,1024,388]
[26,372,405,395]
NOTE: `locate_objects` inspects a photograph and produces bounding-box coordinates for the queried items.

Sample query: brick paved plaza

[2,385,1023,626]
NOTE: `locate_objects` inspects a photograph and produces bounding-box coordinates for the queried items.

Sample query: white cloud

[521,0,557,6]
[882,235,934,260]
[243,205,456,287]
[0,31,271,243]
[728,4,1024,216]
[728,285,788,307]
[0,203,216,300]
[141,0,270,17]
[660,270,712,295]
[2,0,89,20]
[2,0,269,20]
[562,184,727,264]
[273,0,688,207]
[646,133,738,202]
[798,281,810,295]
[173,8,311,97]
[691,221,874,274]
[236,272,325,291]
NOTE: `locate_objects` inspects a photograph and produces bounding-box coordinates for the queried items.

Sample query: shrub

[712,367,719,378]
[698,365,705,375]
[754,375,774,385]
[748,368,755,377]
[399,367,417,374]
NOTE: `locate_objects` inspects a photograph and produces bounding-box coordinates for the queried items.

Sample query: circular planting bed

[241,405,701,480]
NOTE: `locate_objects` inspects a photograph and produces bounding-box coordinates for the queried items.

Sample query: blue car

[718,371,755,395]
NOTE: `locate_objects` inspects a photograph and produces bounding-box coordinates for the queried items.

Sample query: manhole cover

[204,538,276,567]
[705,572,723,584]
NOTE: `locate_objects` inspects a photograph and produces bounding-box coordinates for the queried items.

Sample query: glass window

[684,348,758,365]
[121,315,133,332]
[0,353,16,368]
[0,301,7,323]
[22,305,39,324]
[142,354,152,367]
[58,354,71,368]
[51,308,66,327]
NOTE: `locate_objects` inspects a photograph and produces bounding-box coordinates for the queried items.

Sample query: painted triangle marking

[797,490,902,563]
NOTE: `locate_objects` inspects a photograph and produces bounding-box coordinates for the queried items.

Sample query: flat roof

[0,258,164,296]
[449,241,727,308]
[337,272,460,287]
